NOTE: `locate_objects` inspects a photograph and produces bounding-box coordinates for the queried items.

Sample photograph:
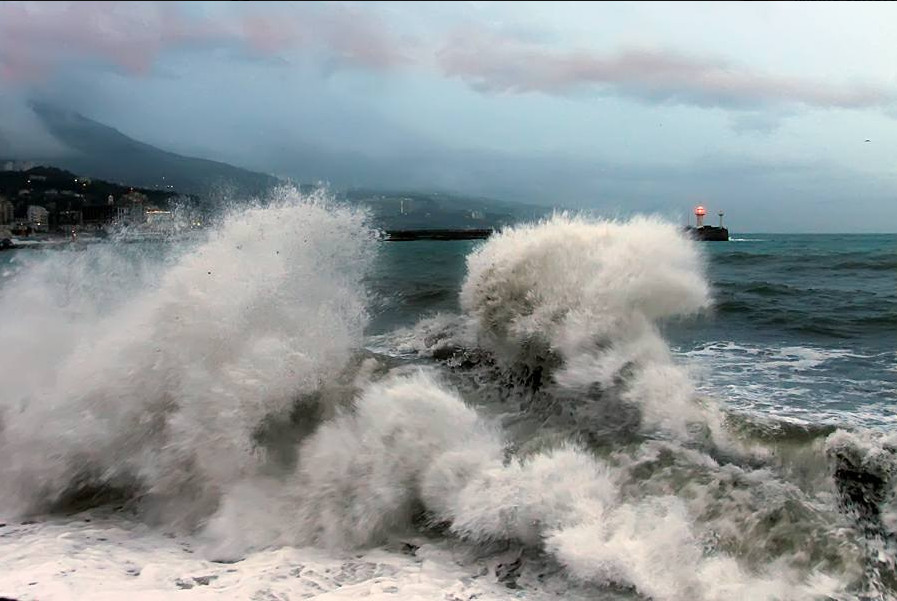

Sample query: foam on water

[0,186,376,522]
[201,369,848,600]
[457,214,721,439]
[681,341,897,428]
[367,215,894,598]
[1,208,894,600]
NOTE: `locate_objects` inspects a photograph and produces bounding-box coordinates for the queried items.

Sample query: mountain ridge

[3,102,547,229]
[26,101,281,199]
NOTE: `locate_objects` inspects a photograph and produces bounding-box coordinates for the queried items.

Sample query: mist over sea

[1,188,894,601]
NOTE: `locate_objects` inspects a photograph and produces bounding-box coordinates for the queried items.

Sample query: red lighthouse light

[694,205,707,227]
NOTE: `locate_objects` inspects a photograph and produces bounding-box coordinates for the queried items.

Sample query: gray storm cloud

[437,29,896,111]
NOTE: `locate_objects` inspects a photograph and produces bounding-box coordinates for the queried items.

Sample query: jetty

[684,205,729,241]
[384,229,493,241]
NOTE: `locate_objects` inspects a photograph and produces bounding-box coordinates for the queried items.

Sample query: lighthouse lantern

[694,205,707,227]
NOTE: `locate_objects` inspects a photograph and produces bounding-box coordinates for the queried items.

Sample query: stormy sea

[0,187,894,601]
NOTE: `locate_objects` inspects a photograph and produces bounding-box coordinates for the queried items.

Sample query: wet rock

[211,557,241,564]
[288,566,304,577]
[830,444,895,531]
[495,556,523,589]
[431,345,459,361]
[400,542,419,556]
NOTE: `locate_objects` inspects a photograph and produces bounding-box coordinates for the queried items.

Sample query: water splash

[0,187,376,523]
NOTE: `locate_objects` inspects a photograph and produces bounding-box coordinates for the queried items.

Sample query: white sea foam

[0,187,376,522]
[459,214,716,438]
[423,375,844,596]
[200,370,846,600]
[0,514,525,601]
[0,206,887,600]
[681,341,897,428]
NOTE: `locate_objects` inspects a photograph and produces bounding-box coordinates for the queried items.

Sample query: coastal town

[0,162,202,247]
[1,161,527,249]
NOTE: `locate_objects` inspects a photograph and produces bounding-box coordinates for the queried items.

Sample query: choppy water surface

[1,195,894,600]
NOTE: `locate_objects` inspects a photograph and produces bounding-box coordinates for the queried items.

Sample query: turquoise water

[369,234,896,427]
[2,233,894,428]
[2,215,895,599]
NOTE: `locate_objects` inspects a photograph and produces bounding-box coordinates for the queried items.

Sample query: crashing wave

[416,214,721,440]
[0,187,376,523]
[1,205,893,600]
[204,369,848,600]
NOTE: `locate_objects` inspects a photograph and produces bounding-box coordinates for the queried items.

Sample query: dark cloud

[0,1,410,83]
[4,1,894,116]
[0,2,208,81]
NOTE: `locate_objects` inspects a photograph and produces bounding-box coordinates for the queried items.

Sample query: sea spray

[1,207,891,600]
[249,369,846,600]
[0,186,376,522]
[457,214,717,438]
[363,215,881,596]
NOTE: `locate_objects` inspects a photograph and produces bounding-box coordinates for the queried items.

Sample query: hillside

[28,102,280,199]
[2,104,547,231]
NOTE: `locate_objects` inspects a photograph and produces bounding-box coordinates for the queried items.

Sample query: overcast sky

[1,1,896,231]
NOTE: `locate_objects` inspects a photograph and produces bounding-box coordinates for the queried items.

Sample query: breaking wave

[380,214,896,599]
[458,214,717,439]
[1,207,894,600]
[0,187,376,523]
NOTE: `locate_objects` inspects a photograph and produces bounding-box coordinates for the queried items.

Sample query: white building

[120,191,148,225]
[27,205,49,232]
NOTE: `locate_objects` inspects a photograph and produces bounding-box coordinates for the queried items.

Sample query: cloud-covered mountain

[3,101,280,199]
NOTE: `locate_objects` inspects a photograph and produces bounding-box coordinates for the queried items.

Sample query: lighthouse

[694,205,707,227]
[684,204,728,241]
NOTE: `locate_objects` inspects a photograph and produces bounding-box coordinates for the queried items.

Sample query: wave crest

[0,187,376,523]
[459,214,714,437]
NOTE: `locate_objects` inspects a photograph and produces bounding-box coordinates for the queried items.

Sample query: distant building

[0,197,13,225]
[120,191,148,224]
[27,205,49,232]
